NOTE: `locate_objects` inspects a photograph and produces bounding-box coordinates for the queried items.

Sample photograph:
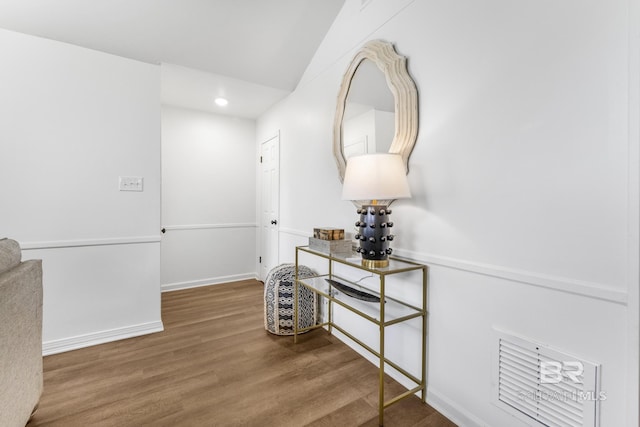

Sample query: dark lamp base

[354,205,395,269]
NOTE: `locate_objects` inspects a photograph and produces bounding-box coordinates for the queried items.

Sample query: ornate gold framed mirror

[333,40,419,194]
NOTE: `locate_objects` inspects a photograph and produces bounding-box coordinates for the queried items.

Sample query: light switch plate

[119,176,144,192]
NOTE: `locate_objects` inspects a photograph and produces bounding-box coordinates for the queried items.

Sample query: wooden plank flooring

[27,280,456,426]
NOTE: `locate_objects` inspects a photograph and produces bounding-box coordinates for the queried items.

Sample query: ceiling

[0,0,345,118]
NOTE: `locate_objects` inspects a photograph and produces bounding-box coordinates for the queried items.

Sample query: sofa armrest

[0,259,43,427]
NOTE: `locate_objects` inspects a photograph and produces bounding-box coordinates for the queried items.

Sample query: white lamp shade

[341,153,411,201]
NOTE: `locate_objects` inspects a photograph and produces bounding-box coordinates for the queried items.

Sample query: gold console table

[294,245,427,426]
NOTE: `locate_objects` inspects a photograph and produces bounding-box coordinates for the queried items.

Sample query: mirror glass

[333,40,418,192]
[342,60,395,159]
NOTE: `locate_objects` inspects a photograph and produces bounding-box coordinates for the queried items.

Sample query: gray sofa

[0,238,43,427]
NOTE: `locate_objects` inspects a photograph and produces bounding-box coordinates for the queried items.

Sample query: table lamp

[341,153,411,268]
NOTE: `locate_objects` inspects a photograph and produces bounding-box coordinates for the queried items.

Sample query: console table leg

[294,252,299,344]
[421,267,427,403]
[379,276,386,426]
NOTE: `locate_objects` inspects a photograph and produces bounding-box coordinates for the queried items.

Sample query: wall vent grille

[493,330,600,427]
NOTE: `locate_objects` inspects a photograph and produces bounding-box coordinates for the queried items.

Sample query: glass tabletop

[296,245,425,275]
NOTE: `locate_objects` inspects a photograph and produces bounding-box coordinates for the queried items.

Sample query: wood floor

[27,279,456,427]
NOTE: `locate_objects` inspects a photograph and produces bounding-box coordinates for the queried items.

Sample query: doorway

[259,133,280,281]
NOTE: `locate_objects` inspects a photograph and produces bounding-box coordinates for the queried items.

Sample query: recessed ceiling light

[214,97,228,107]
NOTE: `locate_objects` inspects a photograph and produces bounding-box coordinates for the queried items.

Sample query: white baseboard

[161,272,259,292]
[426,387,487,427]
[43,320,164,356]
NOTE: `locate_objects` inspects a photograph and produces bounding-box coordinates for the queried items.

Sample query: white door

[260,134,280,281]
[344,135,370,158]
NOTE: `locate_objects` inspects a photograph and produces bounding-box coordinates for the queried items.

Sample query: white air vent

[493,330,601,427]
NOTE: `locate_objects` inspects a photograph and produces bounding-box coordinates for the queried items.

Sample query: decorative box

[313,228,345,241]
[308,237,352,255]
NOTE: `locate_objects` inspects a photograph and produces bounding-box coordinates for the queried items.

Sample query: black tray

[325,279,382,303]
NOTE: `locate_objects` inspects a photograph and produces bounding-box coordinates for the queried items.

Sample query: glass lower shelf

[297,274,424,326]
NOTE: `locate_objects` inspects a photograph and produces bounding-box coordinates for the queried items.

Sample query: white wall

[257,0,639,426]
[0,28,163,353]
[161,106,257,290]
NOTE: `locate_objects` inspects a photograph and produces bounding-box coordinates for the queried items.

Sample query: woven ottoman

[264,264,317,335]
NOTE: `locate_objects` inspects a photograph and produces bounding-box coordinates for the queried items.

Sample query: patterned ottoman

[264,264,317,335]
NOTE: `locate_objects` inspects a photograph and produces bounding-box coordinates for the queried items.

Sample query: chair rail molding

[393,248,627,305]
[278,227,626,305]
[278,227,312,238]
[20,236,160,250]
[162,223,257,232]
